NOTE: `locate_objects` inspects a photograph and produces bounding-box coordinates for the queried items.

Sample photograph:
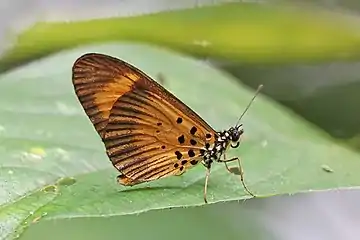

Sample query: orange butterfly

[72,53,262,203]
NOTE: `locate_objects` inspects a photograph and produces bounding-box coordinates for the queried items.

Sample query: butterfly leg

[223,153,232,173]
[220,157,256,197]
[203,165,211,204]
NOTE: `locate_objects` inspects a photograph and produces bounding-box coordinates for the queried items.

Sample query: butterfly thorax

[201,125,244,168]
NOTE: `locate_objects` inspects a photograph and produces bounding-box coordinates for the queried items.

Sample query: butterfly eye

[231,131,241,142]
[232,125,244,142]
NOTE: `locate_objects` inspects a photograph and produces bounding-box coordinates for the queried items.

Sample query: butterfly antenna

[235,84,263,128]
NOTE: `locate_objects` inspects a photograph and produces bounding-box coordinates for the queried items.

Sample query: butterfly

[72,53,262,203]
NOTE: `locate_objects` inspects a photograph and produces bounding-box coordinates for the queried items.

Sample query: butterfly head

[229,124,244,148]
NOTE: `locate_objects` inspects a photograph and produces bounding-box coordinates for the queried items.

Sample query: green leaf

[3,2,360,72]
[1,43,360,238]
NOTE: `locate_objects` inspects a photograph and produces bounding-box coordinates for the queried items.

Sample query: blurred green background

[1,1,360,240]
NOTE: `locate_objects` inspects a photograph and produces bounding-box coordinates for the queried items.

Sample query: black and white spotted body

[200,124,244,168]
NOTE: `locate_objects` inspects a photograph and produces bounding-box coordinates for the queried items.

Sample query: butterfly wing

[72,53,217,185]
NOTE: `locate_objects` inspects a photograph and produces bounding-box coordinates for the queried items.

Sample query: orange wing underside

[72,53,143,138]
[72,53,217,186]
